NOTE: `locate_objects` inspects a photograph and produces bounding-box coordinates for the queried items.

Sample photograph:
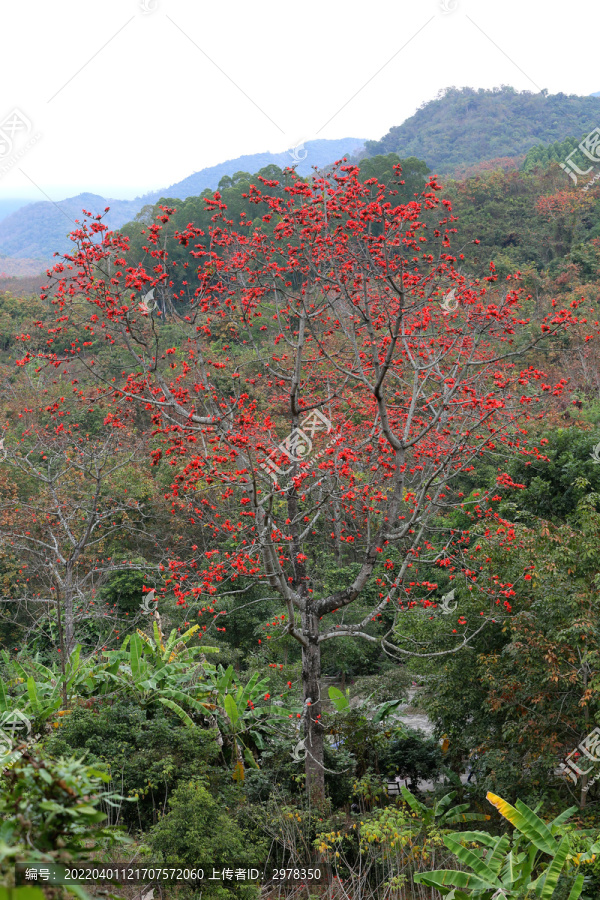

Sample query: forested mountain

[4,87,600,264]
[0,198,33,221]
[0,138,365,261]
[365,86,600,172]
[0,192,143,260]
[161,137,366,198]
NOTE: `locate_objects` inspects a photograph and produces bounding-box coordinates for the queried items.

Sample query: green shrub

[0,889,47,900]
[0,746,127,885]
[326,706,390,779]
[146,778,265,898]
[379,728,444,789]
[44,701,220,830]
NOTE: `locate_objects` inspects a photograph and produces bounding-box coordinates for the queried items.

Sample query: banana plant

[328,686,350,711]
[328,688,406,725]
[0,645,111,726]
[400,785,490,828]
[414,792,593,899]
[132,617,219,669]
[372,697,406,724]
[201,664,300,781]
[100,630,216,728]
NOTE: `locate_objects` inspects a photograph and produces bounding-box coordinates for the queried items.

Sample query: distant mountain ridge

[158,139,366,201]
[5,85,600,265]
[0,138,365,261]
[0,193,146,260]
[0,199,35,222]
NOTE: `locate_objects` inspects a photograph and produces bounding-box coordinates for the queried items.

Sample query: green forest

[3,140,600,900]
[365,87,600,174]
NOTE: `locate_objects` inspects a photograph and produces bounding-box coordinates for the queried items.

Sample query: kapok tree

[26,165,590,800]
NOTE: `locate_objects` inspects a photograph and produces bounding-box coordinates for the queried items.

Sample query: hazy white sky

[1,0,597,203]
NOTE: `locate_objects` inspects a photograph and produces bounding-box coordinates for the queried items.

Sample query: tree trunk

[63,564,75,658]
[581,773,589,809]
[54,585,68,708]
[302,605,325,803]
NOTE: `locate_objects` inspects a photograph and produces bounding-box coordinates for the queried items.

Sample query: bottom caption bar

[15,863,328,885]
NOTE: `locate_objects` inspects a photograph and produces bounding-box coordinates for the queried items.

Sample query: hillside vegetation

[365,85,600,172]
[3,125,600,900]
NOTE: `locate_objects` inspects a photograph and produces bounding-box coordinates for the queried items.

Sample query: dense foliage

[365,86,600,173]
[2,141,600,899]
